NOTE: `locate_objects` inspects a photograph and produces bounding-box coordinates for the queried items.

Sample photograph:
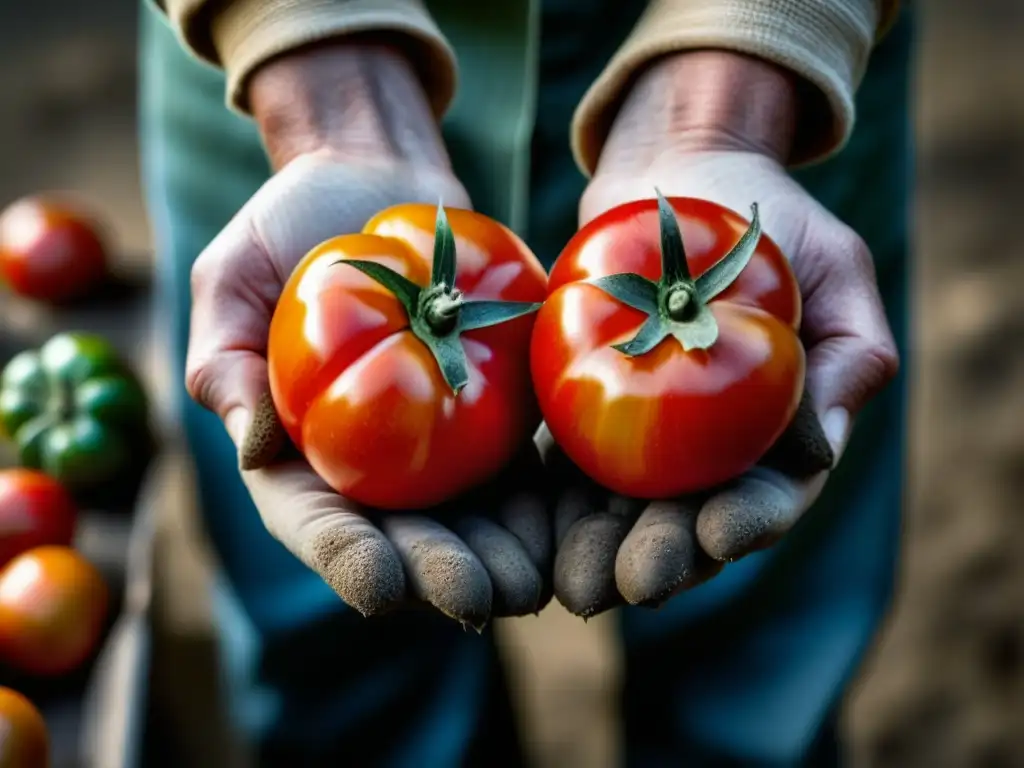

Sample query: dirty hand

[548,52,900,617]
[185,43,552,627]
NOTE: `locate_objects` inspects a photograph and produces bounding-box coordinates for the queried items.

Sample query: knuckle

[838,337,900,412]
[183,356,215,409]
[862,336,901,387]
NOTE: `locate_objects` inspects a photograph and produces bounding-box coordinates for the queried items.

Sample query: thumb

[185,216,288,469]
[798,229,900,459]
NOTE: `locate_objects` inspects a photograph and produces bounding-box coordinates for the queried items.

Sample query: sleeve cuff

[164,0,458,119]
[571,0,885,176]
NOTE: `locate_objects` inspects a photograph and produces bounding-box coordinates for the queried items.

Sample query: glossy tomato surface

[0,687,48,768]
[0,546,109,677]
[0,196,108,303]
[532,197,805,499]
[268,204,548,509]
[0,470,77,569]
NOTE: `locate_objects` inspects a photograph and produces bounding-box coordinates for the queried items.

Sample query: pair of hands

[184,47,899,629]
[185,148,897,628]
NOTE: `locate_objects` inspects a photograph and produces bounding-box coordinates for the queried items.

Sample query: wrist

[594,50,800,176]
[249,38,451,173]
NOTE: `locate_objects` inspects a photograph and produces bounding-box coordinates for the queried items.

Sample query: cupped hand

[548,149,900,617]
[185,152,552,628]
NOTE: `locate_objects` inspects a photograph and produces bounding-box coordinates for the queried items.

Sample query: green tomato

[0,333,148,490]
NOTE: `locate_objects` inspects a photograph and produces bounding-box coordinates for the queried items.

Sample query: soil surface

[2,2,1023,766]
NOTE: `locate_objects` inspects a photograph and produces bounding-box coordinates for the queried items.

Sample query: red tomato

[0,687,48,768]
[531,196,805,499]
[0,196,109,303]
[0,470,76,569]
[268,203,548,509]
[0,546,109,677]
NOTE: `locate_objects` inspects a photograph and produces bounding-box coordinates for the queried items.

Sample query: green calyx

[590,190,763,356]
[337,202,541,395]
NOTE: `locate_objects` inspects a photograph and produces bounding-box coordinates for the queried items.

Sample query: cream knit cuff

[161,0,457,119]
[571,0,886,175]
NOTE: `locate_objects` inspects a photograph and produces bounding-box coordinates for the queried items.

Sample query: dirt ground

[2,2,1024,766]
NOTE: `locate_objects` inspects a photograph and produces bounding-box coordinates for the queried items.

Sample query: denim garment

[139,1,913,763]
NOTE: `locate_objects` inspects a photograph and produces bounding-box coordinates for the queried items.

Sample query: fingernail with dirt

[554,512,632,617]
[456,517,543,616]
[311,526,406,616]
[615,501,722,606]
[237,392,288,470]
[696,476,796,561]
[760,389,835,478]
[381,516,493,628]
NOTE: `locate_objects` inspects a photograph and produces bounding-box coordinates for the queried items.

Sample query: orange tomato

[0,196,108,303]
[0,687,48,768]
[0,470,77,569]
[0,546,109,677]
[531,195,804,499]
[268,203,548,509]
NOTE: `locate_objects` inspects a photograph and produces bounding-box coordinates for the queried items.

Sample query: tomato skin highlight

[0,546,109,677]
[532,196,805,499]
[0,470,77,569]
[268,204,548,510]
[0,197,108,303]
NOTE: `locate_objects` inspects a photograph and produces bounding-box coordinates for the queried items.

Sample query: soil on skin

[2,2,1024,766]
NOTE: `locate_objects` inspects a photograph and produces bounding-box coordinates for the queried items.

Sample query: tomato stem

[664,284,697,323]
[333,201,541,395]
[421,285,464,335]
[589,191,763,356]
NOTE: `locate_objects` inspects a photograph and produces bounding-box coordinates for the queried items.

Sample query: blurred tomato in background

[0,686,48,768]
[0,469,76,568]
[0,196,109,304]
[0,545,108,677]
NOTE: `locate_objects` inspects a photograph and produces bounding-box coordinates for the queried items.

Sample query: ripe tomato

[0,196,108,303]
[0,687,48,768]
[0,546,109,677]
[0,470,77,568]
[531,194,805,499]
[268,202,548,509]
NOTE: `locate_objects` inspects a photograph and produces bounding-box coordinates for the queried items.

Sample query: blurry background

[1,1,1023,766]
